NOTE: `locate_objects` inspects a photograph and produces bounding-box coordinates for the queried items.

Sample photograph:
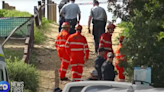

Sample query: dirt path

[35,24,122,92]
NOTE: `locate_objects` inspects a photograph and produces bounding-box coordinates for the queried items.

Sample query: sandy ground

[34,24,122,92]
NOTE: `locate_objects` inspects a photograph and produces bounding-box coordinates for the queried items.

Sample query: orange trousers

[57,49,70,79]
[70,56,85,79]
[115,64,125,79]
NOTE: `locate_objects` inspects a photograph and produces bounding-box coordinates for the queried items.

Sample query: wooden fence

[1,1,42,64]
[2,1,15,10]
[47,0,57,22]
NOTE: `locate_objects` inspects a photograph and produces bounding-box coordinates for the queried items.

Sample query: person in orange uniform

[99,23,116,59]
[55,22,70,81]
[115,36,126,82]
[65,24,89,80]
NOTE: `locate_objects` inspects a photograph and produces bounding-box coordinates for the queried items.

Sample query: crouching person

[86,69,98,80]
[101,52,115,81]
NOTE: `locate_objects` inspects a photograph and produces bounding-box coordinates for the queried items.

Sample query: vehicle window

[69,86,85,92]
[0,69,4,81]
[5,68,8,82]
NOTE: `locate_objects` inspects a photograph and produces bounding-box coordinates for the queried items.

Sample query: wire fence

[0,17,30,37]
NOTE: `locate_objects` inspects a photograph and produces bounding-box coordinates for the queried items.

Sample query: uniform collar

[76,31,81,34]
[107,32,112,35]
[70,1,74,3]
[62,30,69,33]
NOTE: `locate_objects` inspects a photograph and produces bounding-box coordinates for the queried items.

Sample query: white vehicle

[0,45,9,82]
[62,79,164,92]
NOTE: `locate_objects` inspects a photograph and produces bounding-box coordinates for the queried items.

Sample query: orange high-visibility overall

[115,43,126,79]
[65,31,89,79]
[99,32,113,59]
[55,30,70,79]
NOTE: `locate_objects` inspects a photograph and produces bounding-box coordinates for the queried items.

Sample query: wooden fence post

[54,2,57,22]
[2,1,5,9]
[47,0,50,20]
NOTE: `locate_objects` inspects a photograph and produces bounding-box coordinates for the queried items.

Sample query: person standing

[94,47,106,80]
[58,0,69,32]
[60,0,81,34]
[55,22,70,81]
[65,24,89,80]
[88,0,107,53]
[99,23,116,59]
[115,36,127,82]
[101,52,115,81]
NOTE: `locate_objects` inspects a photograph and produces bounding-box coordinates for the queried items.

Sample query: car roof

[62,81,153,92]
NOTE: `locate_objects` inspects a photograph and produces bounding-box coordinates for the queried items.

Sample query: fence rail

[1,1,43,64]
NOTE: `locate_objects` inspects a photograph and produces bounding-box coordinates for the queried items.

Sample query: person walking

[94,47,106,80]
[101,52,115,81]
[99,23,116,59]
[88,0,107,53]
[115,36,127,82]
[55,22,71,81]
[58,0,69,32]
[60,0,81,34]
[65,24,89,80]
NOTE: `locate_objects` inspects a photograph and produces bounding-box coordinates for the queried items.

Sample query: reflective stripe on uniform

[116,53,121,56]
[72,71,79,74]
[69,42,84,45]
[56,44,65,47]
[78,64,83,66]
[62,59,69,63]
[60,68,67,72]
[70,48,84,51]
[102,39,112,44]
[71,64,78,67]
[55,39,66,42]
[104,47,111,50]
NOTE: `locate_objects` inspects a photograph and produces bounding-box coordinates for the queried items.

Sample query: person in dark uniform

[88,0,107,53]
[94,47,106,80]
[86,69,98,80]
[58,0,69,32]
[60,0,81,34]
[101,52,115,81]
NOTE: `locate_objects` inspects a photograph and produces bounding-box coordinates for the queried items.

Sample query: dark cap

[107,52,114,58]
[98,47,107,52]
[93,0,99,4]
[54,87,62,92]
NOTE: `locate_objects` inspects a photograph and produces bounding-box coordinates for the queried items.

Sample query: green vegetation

[6,58,39,92]
[110,0,164,87]
[0,9,31,17]
[34,17,51,44]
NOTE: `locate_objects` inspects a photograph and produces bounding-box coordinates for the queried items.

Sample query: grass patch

[34,17,51,44]
[3,48,24,60]
[0,9,31,17]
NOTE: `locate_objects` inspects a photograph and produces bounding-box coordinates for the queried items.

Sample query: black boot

[60,77,69,81]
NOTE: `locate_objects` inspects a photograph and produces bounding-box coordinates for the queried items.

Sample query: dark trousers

[59,16,65,32]
[92,21,106,53]
[65,18,77,34]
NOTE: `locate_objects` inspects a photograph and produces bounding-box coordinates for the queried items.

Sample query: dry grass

[34,24,123,92]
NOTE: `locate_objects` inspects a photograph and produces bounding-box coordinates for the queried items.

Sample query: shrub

[0,9,31,17]
[6,58,39,92]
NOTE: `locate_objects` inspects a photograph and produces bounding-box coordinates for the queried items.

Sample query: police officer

[94,47,106,80]
[88,0,107,53]
[60,0,81,34]
[101,52,115,81]
[58,0,69,32]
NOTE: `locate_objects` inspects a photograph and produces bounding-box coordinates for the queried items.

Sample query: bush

[6,58,39,92]
[0,9,31,17]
